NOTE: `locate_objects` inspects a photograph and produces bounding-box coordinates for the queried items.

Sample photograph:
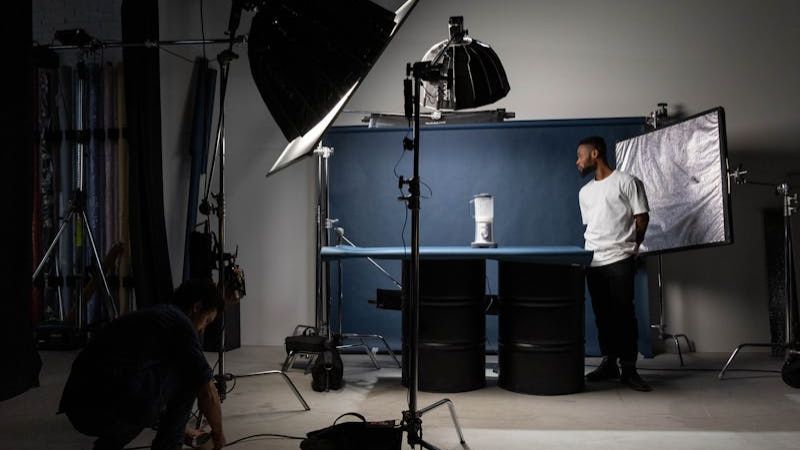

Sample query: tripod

[395,61,467,450]
[719,176,800,379]
[32,64,118,329]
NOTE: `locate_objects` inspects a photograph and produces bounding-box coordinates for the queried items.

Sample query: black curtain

[122,0,174,307]
[1,0,42,401]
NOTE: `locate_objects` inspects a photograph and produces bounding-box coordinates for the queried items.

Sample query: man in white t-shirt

[576,136,652,392]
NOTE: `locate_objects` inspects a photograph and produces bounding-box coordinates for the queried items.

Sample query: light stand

[650,254,694,366]
[395,15,509,445]
[311,143,399,367]
[719,170,800,380]
[315,144,335,337]
[32,62,119,331]
[203,38,237,403]
[397,60,466,450]
[193,19,310,428]
[643,103,694,366]
[333,227,402,369]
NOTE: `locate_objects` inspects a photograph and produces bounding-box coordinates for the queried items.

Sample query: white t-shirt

[579,170,649,267]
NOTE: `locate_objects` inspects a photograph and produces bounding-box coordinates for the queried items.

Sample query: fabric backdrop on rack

[33,50,60,324]
[122,0,174,307]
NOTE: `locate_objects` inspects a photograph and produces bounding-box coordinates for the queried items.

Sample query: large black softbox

[248,0,417,176]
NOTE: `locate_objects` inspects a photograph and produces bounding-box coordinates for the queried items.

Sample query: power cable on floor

[584,363,781,374]
[124,431,305,450]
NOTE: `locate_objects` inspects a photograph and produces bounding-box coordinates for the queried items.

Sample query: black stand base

[401,398,467,450]
[235,370,310,410]
[652,325,694,367]
[718,342,795,380]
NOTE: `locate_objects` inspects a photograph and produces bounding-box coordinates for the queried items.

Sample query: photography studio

[4,1,800,449]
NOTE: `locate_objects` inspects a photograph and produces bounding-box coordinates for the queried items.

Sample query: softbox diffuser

[421,36,510,111]
[615,107,732,254]
[249,0,418,176]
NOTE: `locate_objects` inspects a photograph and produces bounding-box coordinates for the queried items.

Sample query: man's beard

[580,164,595,177]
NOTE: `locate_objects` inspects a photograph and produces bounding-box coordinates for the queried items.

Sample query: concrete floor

[2,347,800,450]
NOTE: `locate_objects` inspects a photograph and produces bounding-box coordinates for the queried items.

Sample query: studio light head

[54,29,102,50]
[421,16,510,111]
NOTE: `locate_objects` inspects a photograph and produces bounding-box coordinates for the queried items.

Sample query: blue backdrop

[323,117,652,357]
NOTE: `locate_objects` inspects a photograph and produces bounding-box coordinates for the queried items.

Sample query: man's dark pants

[586,256,639,364]
[64,366,195,450]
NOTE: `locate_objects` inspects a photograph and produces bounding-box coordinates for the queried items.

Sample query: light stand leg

[235,370,310,411]
[32,209,75,281]
[417,399,467,445]
[32,206,76,325]
[651,254,693,366]
[335,229,403,368]
[718,343,777,380]
[341,333,402,368]
[80,210,118,318]
[282,352,297,372]
[337,343,381,369]
[334,255,384,370]
[55,249,65,321]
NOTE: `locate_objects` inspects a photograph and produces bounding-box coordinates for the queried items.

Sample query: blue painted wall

[323,118,652,357]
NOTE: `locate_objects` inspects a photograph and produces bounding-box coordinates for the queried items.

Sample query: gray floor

[2,347,800,450]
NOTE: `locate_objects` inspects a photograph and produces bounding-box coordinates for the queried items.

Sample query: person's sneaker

[585,356,620,382]
[620,367,652,392]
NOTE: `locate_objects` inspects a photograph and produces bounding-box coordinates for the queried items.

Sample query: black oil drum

[498,261,585,395]
[401,259,486,392]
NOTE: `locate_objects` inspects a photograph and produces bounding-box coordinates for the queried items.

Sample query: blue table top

[320,245,593,266]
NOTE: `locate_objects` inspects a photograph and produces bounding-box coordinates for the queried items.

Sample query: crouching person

[58,279,226,450]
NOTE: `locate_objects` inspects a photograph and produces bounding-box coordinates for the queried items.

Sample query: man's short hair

[172,278,225,313]
[578,136,607,161]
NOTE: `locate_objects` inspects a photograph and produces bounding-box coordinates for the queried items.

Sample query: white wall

[153,0,800,350]
[158,0,317,346]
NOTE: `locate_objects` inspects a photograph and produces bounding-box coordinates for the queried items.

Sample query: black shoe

[620,367,652,392]
[586,356,620,382]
